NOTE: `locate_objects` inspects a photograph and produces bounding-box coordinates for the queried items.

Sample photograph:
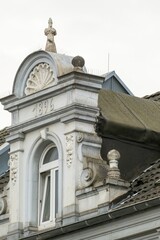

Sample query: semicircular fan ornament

[25,63,56,95]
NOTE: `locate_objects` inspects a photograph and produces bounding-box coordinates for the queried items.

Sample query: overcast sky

[0,0,160,129]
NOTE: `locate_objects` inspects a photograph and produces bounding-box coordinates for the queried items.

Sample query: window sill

[38,221,56,231]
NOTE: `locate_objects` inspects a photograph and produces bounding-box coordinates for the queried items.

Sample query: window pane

[55,170,58,217]
[42,176,50,222]
[43,147,58,164]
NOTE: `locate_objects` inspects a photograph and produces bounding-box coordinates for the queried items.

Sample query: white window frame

[38,143,59,228]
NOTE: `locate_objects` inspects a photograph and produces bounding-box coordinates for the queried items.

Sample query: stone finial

[107,149,120,179]
[44,18,57,53]
[72,56,85,72]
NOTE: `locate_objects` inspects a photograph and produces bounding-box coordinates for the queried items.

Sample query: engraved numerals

[33,98,54,117]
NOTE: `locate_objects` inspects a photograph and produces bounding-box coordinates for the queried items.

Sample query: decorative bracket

[77,132,108,188]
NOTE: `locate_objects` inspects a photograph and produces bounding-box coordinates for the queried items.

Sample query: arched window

[27,132,62,229]
[39,143,59,226]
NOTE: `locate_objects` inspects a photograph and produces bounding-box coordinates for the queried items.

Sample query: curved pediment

[13,50,74,98]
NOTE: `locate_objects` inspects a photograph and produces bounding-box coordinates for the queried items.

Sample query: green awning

[98,89,160,145]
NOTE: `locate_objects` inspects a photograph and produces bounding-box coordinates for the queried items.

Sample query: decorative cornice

[6,132,25,144]
[2,71,103,112]
[19,198,160,240]
[8,104,98,134]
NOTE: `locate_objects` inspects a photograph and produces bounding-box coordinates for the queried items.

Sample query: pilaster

[6,132,25,239]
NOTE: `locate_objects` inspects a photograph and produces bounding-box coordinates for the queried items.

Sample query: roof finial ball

[72,55,85,72]
[107,149,121,179]
[44,18,57,53]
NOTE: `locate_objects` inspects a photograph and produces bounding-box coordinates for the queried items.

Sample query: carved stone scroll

[77,132,108,188]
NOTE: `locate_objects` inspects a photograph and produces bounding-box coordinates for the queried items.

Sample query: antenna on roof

[108,53,110,73]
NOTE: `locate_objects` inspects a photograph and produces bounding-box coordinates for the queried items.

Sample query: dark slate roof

[0,127,9,146]
[0,143,9,176]
[144,91,160,101]
[0,170,9,192]
[114,159,160,208]
[97,89,160,146]
[0,128,10,177]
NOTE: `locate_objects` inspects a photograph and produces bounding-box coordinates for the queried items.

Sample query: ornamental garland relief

[66,135,74,167]
[8,154,18,185]
[25,63,56,95]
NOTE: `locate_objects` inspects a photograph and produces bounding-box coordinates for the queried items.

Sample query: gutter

[20,197,160,240]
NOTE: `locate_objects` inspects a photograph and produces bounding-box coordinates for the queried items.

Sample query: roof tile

[119,159,160,206]
[144,91,160,101]
[0,127,9,146]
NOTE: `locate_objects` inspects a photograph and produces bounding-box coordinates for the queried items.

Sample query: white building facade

[1,19,160,240]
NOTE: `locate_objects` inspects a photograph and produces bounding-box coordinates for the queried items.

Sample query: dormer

[0,19,129,239]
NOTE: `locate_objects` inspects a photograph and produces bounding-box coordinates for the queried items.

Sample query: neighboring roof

[0,170,9,192]
[102,71,133,95]
[0,142,10,175]
[113,158,160,209]
[0,128,10,176]
[0,127,9,146]
[97,89,160,146]
[144,91,160,101]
